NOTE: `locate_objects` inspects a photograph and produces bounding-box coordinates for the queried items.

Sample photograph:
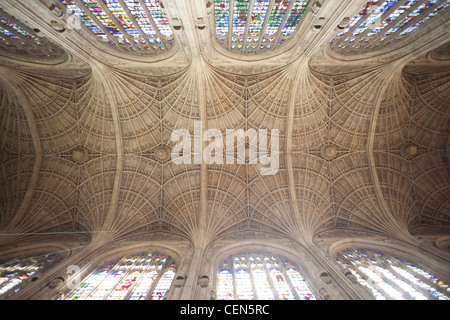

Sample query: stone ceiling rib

[0,0,448,262]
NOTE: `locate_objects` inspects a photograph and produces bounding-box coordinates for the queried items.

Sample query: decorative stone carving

[48,277,64,289]
[401,142,418,159]
[320,271,333,285]
[173,273,186,288]
[311,1,322,14]
[72,146,89,164]
[338,17,350,29]
[50,20,65,32]
[319,288,331,300]
[198,275,210,288]
[154,145,171,163]
[345,272,358,284]
[321,144,337,160]
[195,17,206,30]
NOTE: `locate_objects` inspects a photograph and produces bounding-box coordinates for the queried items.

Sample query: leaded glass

[330,0,450,55]
[0,8,66,60]
[67,252,176,300]
[216,251,316,300]
[217,269,234,300]
[0,254,59,297]
[59,0,173,55]
[338,249,450,300]
[214,0,311,54]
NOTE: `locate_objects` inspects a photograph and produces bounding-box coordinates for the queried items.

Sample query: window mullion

[103,256,141,300]
[144,257,168,300]
[85,261,121,299]
[253,0,276,53]
[122,255,148,300]
[394,258,449,299]
[73,0,127,52]
[246,255,258,300]
[264,263,279,300]
[277,255,300,300]
[94,0,142,55]
[371,257,416,300]
[116,0,156,55]
[380,0,447,41]
[366,0,424,45]
[356,0,410,40]
[137,0,171,52]
[385,263,436,300]
[257,0,296,54]
[241,0,256,54]
[0,17,43,54]
[228,0,235,51]
[333,2,379,47]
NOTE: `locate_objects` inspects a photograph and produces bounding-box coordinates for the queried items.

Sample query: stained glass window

[59,0,174,55]
[330,0,450,55]
[0,253,60,297]
[216,251,316,300]
[0,7,66,61]
[337,249,450,300]
[214,0,311,54]
[67,252,176,300]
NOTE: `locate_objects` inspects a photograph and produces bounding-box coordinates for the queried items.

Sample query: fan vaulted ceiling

[0,0,449,252]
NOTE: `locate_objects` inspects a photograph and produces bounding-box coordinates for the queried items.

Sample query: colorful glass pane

[338,249,450,300]
[232,0,250,36]
[150,270,175,300]
[0,254,58,297]
[249,0,270,36]
[217,269,234,300]
[331,0,450,54]
[269,268,294,300]
[217,252,315,300]
[67,252,175,300]
[252,268,275,299]
[281,0,309,36]
[215,0,229,37]
[235,269,254,299]
[286,268,315,300]
[143,0,172,37]
[266,0,289,36]
[128,270,158,300]
[59,0,173,53]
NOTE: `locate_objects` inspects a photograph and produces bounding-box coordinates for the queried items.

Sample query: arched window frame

[66,251,178,300]
[0,252,62,298]
[213,0,312,55]
[0,7,67,63]
[58,0,175,56]
[216,251,316,300]
[336,248,450,300]
[329,0,450,56]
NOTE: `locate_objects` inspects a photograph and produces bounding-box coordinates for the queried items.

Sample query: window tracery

[59,0,174,55]
[214,0,311,54]
[67,252,176,300]
[216,251,316,300]
[0,7,66,61]
[330,0,450,55]
[337,248,450,300]
[0,254,60,297]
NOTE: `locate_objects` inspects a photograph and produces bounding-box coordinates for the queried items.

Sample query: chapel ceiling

[0,0,449,250]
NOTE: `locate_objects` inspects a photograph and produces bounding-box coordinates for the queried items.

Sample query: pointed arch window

[216,252,316,300]
[59,0,174,56]
[214,0,311,54]
[67,252,176,300]
[0,253,60,297]
[330,0,450,55]
[337,249,450,300]
[0,7,67,61]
